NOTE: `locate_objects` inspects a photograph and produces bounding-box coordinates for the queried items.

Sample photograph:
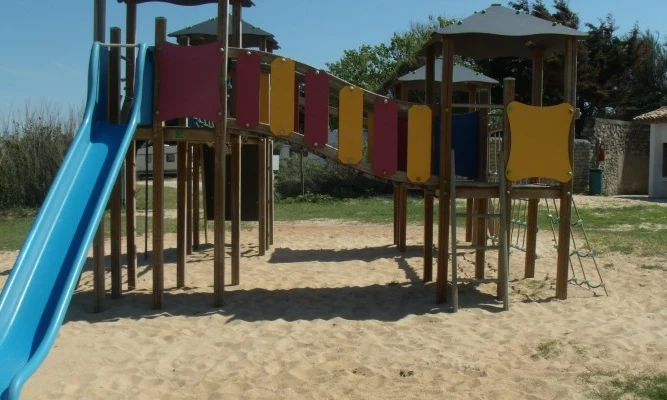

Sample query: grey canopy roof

[398,62,498,86]
[426,4,587,59]
[169,17,279,49]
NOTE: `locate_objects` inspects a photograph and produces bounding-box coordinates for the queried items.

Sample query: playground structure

[0,2,599,398]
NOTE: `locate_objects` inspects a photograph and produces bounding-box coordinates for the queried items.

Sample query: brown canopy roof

[634,106,667,124]
[422,4,586,59]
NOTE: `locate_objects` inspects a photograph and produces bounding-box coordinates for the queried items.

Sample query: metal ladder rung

[457,244,500,251]
[455,212,501,219]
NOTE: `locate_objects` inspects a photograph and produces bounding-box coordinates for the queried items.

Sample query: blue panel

[138,47,155,126]
[431,112,480,178]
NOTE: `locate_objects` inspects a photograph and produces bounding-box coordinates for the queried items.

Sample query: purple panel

[397,118,408,171]
[372,99,398,177]
[156,41,222,122]
[235,51,261,129]
[304,70,329,149]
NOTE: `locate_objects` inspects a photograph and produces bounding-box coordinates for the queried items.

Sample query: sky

[0,0,665,119]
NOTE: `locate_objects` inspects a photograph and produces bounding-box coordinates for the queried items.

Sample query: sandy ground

[2,200,667,399]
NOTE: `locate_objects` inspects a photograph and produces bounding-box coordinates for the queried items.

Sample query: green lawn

[1,197,667,257]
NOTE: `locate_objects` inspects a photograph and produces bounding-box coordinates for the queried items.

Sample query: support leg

[423,190,434,282]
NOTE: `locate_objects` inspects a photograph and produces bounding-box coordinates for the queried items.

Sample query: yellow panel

[338,86,363,164]
[259,72,270,124]
[407,105,432,183]
[270,58,295,136]
[367,112,375,163]
[506,101,574,182]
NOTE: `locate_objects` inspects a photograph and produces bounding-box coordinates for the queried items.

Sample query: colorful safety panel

[406,105,432,183]
[431,112,480,178]
[270,58,295,136]
[304,69,329,149]
[338,86,363,164]
[372,99,398,177]
[506,101,574,182]
[235,51,261,129]
[259,72,270,123]
[156,41,222,122]
[367,112,375,164]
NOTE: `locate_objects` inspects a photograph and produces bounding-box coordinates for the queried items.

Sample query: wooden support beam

[398,186,407,253]
[465,83,477,243]
[177,140,187,288]
[231,135,241,285]
[498,77,515,300]
[193,145,201,248]
[152,17,167,310]
[266,140,273,247]
[109,27,123,300]
[556,38,578,300]
[424,190,434,282]
[525,47,544,279]
[186,144,193,255]
[125,0,137,290]
[213,0,230,307]
[258,138,267,256]
[475,89,490,279]
[268,140,275,246]
[393,185,399,245]
[436,39,455,304]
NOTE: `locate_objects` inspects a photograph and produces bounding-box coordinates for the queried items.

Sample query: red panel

[372,98,398,177]
[397,118,408,171]
[156,41,223,122]
[235,51,261,128]
[304,70,329,149]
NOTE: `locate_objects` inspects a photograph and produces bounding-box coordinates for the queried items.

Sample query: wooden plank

[214,0,230,307]
[406,105,432,183]
[372,98,398,177]
[231,135,241,284]
[338,85,364,164]
[177,141,187,288]
[424,190,434,282]
[125,1,137,291]
[437,39,454,304]
[109,27,122,300]
[193,145,201,248]
[269,57,295,136]
[186,144,193,255]
[258,138,267,255]
[304,69,329,149]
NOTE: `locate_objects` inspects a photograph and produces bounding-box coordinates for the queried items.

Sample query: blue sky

[0,0,665,118]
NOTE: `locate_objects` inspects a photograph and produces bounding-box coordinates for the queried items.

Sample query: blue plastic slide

[0,42,152,400]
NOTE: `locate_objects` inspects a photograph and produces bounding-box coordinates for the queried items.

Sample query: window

[166,153,175,163]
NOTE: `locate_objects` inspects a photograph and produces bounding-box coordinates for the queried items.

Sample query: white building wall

[649,123,667,198]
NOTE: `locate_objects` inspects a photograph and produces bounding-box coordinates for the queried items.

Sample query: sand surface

[1,206,667,399]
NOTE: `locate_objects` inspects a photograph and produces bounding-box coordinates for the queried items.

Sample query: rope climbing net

[545,197,608,295]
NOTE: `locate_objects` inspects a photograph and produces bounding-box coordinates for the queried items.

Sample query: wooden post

[109,27,123,300]
[125,0,137,290]
[214,0,230,307]
[423,46,435,281]
[437,38,455,304]
[393,185,399,245]
[266,139,272,247]
[499,77,515,300]
[465,84,477,243]
[193,145,201,248]
[258,138,267,256]
[556,38,577,300]
[152,17,167,309]
[177,140,187,288]
[231,135,241,284]
[231,0,242,285]
[475,89,490,279]
[92,0,106,313]
[268,140,275,246]
[525,47,544,279]
[398,186,407,253]
[186,144,193,255]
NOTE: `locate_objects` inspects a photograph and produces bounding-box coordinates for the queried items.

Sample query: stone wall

[581,118,650,195]
[487,137,592,193]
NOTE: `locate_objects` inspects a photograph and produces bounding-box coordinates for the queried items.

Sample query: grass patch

[135,183,178,210]
[641,264,666,271]
[535,339,562,359]
[594,372,667,400]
